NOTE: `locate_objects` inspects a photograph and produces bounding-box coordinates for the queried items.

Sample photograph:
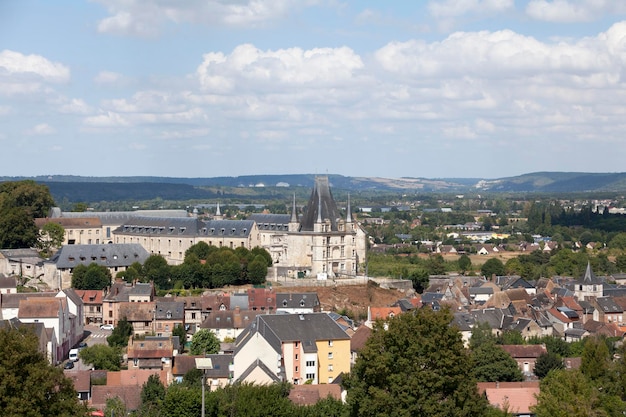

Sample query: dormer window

[166,311,172,319]
[283,300,288,307]
[300,300,305,307]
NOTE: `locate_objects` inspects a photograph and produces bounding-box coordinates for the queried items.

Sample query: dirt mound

[278,281,407,321]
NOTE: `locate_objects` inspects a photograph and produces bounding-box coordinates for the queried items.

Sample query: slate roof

[236,358,282,383]
[0,276,17,289]
[0,248,44,267]
[51,244,149,269]
[595,296,623,314]
[199,220,255,237]
[155,301,184,320]
[500,344,547,359]
[579,262,603,284]
[236,313,350,355]
[200,309,262,330]
[299,176,344,232]
[276,293,320,310]
[172,354,233,378]
[247,214,291,231]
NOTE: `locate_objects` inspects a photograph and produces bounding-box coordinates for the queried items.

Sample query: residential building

[233,313,351,385]
[74,289,104,325]
[35,217,103,246]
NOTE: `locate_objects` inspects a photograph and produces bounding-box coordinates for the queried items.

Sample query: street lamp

[195,357,213,417]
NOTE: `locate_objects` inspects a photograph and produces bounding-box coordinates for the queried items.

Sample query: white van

[69,348,79,362]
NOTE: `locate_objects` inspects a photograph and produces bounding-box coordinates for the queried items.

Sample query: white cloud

[526,0,626,23]
[428,0,514,18]
[83,111,130,127]
[55,97,93,115]
[94,70,125,85]
[0,50,70,82]
[94,0,312,37]
[196,44,364,93]
[25,123,56,135]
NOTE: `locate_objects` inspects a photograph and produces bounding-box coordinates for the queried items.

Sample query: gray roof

[595,297,622,313]
[200,220,255,238]
[50,207,189,225]
[300,176,344,232]
[230,293,248,310]
[51,244,150,269]
[276,293,320,310]
[0,276,17,289]
[236,313,349,355]
[580,262,603,284]
[247,214,291,231]
[155,301,185,320]
[115,217,205,236]
[205,353,233,379]
[128,282,154,297]
[0,248,45,266]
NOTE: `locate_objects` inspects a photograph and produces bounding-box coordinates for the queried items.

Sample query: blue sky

[2,0,626,179]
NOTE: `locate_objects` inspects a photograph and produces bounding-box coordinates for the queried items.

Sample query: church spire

[290,193,298,223]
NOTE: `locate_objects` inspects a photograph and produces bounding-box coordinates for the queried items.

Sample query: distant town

[3,176,626,416]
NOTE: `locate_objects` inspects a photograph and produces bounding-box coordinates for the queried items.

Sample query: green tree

[247,255,269,285]
[344,308,490,416]
[616,254,626,272]
[71,263,112,290]
[468,321,496,350]
[0,324,86,417]
[0,207,39,249]
[161,384,202,417]
[139,374,166,416]
[79,344,122,371]
[471,342,523,382]
[107,316,133,348]
[143,254,171,289]
[534,352,564,379]
[0,180,55,218]
[580,336,612,384]
[532,369,615,417]
[173,324,187,347]
[481,258,505,278]
[36,222,65,257]
[189,329,220,355]
[458,254,471,274]
[408,267,429,293]
[103,397,126,417]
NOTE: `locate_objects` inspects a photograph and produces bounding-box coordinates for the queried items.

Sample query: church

[248,176,367,279]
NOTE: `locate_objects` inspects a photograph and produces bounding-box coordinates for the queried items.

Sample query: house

[154,301,185,337]
[233,313,351,385]
[75,289,104,325]
[199,307,262,341]
[35,217,103,246]
[500,344,547,377]
[275,292,321,314]
[90,369,168,412]
[127,336,175,370]
[102,281,154,327]
[172,354,233,389]
[0,249,46,284]
[118,301,156,335]
[0,275,17,294]
[44,244,150,289]
[247,287,276,312]
[592,297,623,325]
[64,370,92,401]
[477,381,540,417]
[350,324,372,365]
[365,306,402,328]
[546,307,579,335]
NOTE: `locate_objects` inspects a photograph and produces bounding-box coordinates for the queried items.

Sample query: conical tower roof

[581,262,602,284]
[300,176,342,231]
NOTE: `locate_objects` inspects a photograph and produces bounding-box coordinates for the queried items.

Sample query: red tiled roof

[500,344,547,359]
[477,381,540,414]
[288,384,341,406]
[91,385,142,411]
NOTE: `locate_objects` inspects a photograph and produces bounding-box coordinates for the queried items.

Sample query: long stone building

[39,176,367,279]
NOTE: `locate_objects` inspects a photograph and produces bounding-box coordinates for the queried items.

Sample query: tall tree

[0,207,39,249]
[534,352,564,379]
[140,374,166,416]
[107,316,133,348]
[0,324,87,416]
[71,263,112,290]
[79,344,122,371]
[471,342,523,382]
[481,258,505,278]
[36,222,65,257]
[344,308,491,416]
[189,329,220,355]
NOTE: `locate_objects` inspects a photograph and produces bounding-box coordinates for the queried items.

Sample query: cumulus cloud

[196,44,365,93]
[25,123,56,135]
[0,50,70,82]
[428,0,514,18]
[94,0,312,37]
[94,70,125,85]
[526,0,626,23]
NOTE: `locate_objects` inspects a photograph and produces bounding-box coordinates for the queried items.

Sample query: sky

[2,0,626,180]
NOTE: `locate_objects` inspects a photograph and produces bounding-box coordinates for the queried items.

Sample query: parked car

[69,348,79,362]
[64,360,74,369]
[100,324,114,330]
[78,341,88,349]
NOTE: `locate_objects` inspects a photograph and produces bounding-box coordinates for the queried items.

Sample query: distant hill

[2,172,626,203]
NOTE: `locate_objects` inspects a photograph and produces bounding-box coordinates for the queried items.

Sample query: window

[328,364,333,371]
[295,354,298,360]
[328,352,333,359]
[306,373,315,380]
[295,341,299,348]
[328,340,333,347]
[306,361,315,367]
[295,366,298,372]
